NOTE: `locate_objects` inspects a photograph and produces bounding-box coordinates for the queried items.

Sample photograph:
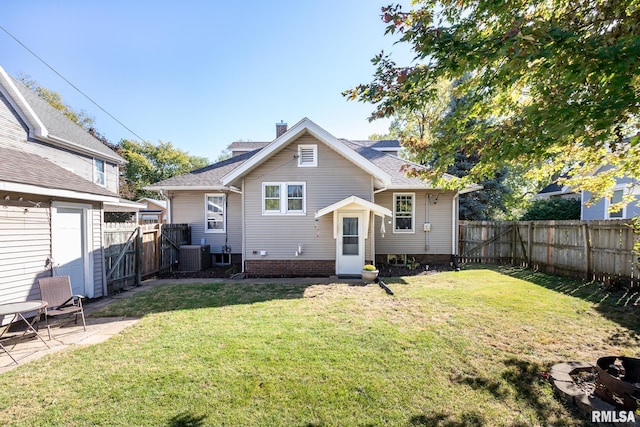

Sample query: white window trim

[205,193,226,233]
[393,192,415,233]
[297,144,318,167]
[262,182,306,215]
[94,158,106,187]
[606,187,626,219]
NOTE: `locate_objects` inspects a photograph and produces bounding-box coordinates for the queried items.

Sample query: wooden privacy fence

[458,220,639,288]
[103,223,190,293]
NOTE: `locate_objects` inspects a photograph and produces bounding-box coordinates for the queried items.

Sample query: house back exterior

[149,118,479,277]
[0,66,126,307]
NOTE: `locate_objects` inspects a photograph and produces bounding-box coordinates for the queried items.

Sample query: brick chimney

[276,120,288,138]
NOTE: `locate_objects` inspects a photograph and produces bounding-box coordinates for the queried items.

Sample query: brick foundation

[245,259,335,277]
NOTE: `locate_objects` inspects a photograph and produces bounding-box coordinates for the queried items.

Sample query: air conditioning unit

[179,245,211,271]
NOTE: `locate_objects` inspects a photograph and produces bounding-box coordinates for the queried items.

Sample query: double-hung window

[205,194,226,233]
[393,193,415,233]
[262,182,306,214]
[94,159,105,186]
[607,189,625,219]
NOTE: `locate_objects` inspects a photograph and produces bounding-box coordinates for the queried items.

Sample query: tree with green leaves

[345,1,640,202]
[520,198,582,221]
[120,139,209,199]
[383,76,512,219]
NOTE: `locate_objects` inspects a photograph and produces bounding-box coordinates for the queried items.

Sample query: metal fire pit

[595,356,640,411]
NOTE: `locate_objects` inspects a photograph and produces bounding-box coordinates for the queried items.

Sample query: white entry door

[336,212,364,276]
[52,205,88,296]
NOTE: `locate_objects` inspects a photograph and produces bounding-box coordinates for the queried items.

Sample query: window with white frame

[607,189,625,219]
[94,159,105,186]
[205,194,226,232]
[262,182,306,214]
[297,144,317,167]
[393,193,415,232]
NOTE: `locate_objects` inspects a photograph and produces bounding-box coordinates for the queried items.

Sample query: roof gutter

[0,180,120,203]
[144,185,231,192]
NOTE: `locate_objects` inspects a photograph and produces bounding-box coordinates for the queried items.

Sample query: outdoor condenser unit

[179,245,211,271]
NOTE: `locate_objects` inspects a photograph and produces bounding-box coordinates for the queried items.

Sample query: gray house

[581,166,639,220]
[0,65,127,306]
[148,118,480,277]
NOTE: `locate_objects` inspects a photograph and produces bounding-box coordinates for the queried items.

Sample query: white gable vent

[298,144,317,167]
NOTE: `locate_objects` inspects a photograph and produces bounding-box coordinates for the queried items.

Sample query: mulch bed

[160,264,453,280]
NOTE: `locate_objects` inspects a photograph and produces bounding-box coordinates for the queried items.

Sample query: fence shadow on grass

[492,265,640,335]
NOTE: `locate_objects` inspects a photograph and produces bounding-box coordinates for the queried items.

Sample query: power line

[0,24,147,142]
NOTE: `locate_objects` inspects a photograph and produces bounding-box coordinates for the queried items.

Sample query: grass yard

[0,265,638,426]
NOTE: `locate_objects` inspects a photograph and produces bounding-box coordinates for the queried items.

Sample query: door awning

[315,195,392,239]
[315,195,392,219]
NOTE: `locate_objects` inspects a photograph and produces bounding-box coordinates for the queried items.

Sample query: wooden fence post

[527,222,533,269]
[136,226,142,286]
[581,222,591,281]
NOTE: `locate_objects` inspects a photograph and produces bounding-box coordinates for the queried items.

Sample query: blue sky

[1,1,412,160]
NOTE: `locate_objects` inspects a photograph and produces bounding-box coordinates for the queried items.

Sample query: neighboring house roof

[137,197,167,210]
[228,141,269,151]
[343,139,401,151]
[147,118,481,194]
[0,146,119,202]
[0,66,124,164]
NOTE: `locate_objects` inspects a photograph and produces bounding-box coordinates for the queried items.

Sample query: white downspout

[241,178,246,274]
[452,193,459,255]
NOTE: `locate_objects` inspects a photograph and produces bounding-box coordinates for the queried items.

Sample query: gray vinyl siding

[243,133,373,261]
[0,92,119,194]
[170,191,242,254]
[374,190,455,255]
[582,175,640,220]
[92,205,105,298]
[0,200,51,310]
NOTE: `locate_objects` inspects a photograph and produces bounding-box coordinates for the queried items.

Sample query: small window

[394,193,415,233]
[262,182,306,214]
[205,194,226,233]
[298,145,317,167]
[387,254,407,265]
[94,159,105,186]
[607,189,625,219]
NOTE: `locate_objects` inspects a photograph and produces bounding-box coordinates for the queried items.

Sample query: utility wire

[0,24,147,142]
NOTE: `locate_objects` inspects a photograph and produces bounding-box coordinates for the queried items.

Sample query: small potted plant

[361,264,379,283]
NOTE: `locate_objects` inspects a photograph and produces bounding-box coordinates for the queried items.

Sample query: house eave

[45,135,125,165]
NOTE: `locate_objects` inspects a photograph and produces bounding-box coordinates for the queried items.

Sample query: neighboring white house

[147,118,480,277]
[0,65,127,307]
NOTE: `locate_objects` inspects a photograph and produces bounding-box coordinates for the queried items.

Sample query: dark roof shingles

[0,146,118,197]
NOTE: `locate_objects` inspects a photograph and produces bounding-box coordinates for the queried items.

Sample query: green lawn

[0,266,638,426]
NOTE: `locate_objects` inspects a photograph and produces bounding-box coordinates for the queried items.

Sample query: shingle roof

[0,146,119,197]
[343,139,401,149]
[149,150,259,188]
[149,140,435,190]
[341,140,436,187]
[9,76,124,163]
